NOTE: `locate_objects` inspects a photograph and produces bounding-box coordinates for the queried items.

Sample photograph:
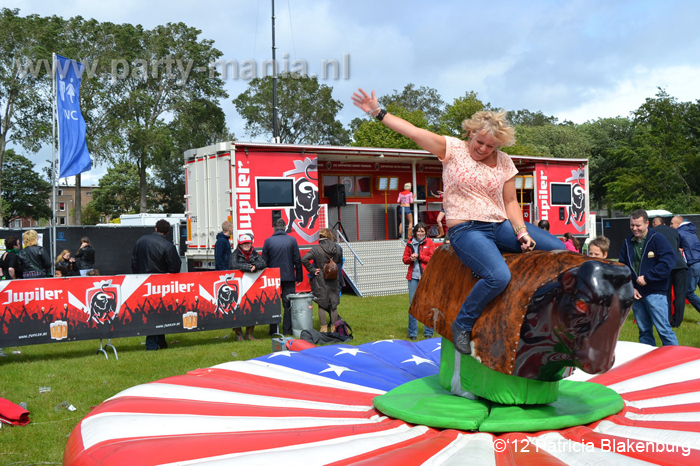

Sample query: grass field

[1,292,699,464]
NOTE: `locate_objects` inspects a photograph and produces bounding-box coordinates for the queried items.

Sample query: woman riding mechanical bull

[352,89,564,355]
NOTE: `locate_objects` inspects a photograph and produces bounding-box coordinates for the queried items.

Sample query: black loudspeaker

[327,184,346,207]
[417,185,426,200]
[272,210,282,227]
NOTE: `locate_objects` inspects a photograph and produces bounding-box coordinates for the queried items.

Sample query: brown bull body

[409,245,634,381]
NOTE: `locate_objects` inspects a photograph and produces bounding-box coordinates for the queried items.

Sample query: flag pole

[51,53,57,276]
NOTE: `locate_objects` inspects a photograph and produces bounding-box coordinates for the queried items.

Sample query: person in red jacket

[403,222,435,340]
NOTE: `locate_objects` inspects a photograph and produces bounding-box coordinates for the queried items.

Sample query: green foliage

[109,22,228,212]
[514,124,592,159]
[351,104,429,149]
[604,90,700,213]
[90,162,149,218]
[507,109,559,127]
[150,98,233,214]
[76,202,101,225]
[578,117,634,214]
[379,83,446,130]
[0,149,52,224]
[437,91,489,137]
[234,72,350,145]
[0,8,62,226]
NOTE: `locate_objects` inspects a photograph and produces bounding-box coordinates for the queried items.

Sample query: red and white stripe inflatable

[65,340,700,465]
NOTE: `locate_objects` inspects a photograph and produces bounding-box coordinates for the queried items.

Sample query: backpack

[300,328,351,345]
[333,317,353,338]
[322,250,338,280]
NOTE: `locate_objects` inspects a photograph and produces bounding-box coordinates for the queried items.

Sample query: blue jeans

[450,220,565,331]
[633,293,678,346]
[686,262,700,314]
[408,278,433,337]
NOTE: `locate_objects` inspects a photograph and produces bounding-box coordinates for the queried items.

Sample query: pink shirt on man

[441,136,518,223]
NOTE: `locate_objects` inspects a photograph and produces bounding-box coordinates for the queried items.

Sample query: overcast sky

[11,0,700,184]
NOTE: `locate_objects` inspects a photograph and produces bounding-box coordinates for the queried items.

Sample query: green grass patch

[0,292,698,463]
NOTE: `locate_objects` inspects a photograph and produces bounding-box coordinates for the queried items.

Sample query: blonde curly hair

[22,229,39,247]
[462,110,516,147]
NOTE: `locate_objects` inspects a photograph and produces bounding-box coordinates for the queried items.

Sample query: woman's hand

[314,269,320,276]
[351,88,380,115]
[519,233,536,251]
[410,253,418,261]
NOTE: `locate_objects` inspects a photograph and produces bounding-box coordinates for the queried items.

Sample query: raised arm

[352,88,446,160]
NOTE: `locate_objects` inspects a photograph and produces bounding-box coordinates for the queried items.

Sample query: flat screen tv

[551,183,572,205]
[256,178,295,208]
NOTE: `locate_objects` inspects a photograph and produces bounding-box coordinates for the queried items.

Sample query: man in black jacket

[262,219,302,335]
[132,219,182,350]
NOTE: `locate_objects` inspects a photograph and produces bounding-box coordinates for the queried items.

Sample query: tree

[438,91,489,137]
[579,117,634,214]
[89,162,148,218]
[513,124,592,159]
[351,104,429,149]
[54,17,129,224]
[106,22,228,212]
[233,72,350,145]
[0,149,52,224]
[604,90,700,213]
[151,99,233,213]
[0,9,62,226]
[379,83,445,130]
[506,109,558,127]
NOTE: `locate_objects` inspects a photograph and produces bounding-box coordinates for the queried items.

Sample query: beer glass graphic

[50,320,68,340]
[183,311,198,330]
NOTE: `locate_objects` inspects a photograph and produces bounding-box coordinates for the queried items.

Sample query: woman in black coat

[302,228,343,332]
[229,233,266,340]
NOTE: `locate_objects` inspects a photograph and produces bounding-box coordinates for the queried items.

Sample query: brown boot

[320,325,328,333]
[437,224,445,238]
[245,326,258,340]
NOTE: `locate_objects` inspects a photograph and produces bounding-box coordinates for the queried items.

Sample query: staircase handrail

[335,229,364,283]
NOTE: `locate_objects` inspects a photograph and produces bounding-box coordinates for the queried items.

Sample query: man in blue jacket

[671,215,700,320]
[619,210,678,346]
[214,221,233,271]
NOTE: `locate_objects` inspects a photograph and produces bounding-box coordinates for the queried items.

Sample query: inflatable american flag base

[65,339,700,465]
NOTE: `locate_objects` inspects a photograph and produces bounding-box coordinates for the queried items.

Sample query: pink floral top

[397,190,413,205]
[442,136,518,223]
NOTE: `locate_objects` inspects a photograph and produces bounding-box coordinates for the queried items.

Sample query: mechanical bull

[409,246,634,404]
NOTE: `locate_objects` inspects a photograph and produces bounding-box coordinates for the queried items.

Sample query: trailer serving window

[256,178,295,208]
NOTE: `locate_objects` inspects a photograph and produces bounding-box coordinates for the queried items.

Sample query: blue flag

[56,54,92,178]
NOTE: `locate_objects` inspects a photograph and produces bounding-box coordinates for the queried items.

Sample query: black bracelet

[375,108,387,121]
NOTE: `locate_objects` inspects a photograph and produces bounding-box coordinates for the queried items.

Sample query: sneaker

[408,336,417,341]
[450,321,472,355]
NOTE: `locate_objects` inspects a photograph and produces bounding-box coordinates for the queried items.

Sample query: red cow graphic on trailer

[565,168,586,232]
[536,164,587,235]
[235,151,319,248]
[285,158,319,243]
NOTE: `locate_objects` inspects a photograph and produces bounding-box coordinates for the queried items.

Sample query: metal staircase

[340,239,409,297]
